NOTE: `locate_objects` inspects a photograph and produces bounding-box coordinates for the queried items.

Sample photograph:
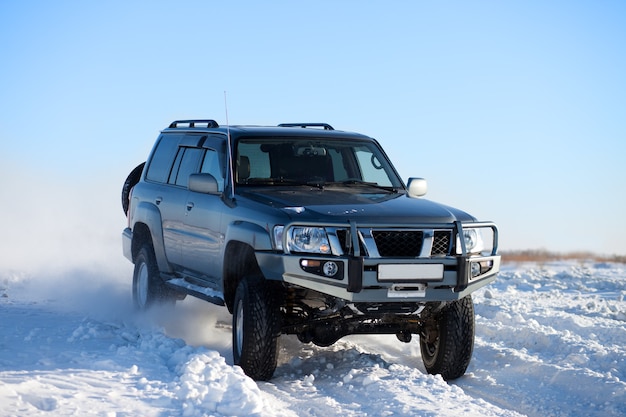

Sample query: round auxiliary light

[323,261,339,277]
[471,262,481,278]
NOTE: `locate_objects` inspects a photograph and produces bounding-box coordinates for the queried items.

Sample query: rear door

[180,135,228,283]
[141,133,186,267]
[159,136,205,267]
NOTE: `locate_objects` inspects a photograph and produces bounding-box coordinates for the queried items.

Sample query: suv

[122,120,500,381]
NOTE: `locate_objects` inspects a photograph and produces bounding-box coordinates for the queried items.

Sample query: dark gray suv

[122,120,501,381]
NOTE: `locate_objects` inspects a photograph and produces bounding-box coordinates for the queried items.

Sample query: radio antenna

[224,91,234,200]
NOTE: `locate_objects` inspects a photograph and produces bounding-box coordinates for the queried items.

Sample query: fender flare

[132,201,173,273]
[224,221,274,252]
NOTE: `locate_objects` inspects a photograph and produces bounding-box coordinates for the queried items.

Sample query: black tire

[419,295,475,380]
[132,244,175,310]
[232,275,281,381]
[122,162,145,216]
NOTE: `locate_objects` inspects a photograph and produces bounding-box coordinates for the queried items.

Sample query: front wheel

[419,295,475,380]
[232,275,281,381]
[132,244,176,310]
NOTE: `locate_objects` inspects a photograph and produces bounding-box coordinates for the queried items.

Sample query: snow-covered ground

[1,261,624,416]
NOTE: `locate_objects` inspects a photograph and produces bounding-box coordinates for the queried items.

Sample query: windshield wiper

[241,178,325,189]
[330,180,398,193]
[241,178,396,192]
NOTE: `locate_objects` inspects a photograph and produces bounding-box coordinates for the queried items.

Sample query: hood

[238,186,475,224]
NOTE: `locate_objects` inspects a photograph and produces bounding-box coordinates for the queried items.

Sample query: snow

[1,261,625,416]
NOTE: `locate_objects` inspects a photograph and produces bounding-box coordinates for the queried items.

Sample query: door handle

[155,197,162,205]
[186,202,194,211]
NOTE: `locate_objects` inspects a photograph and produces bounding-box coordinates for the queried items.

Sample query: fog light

[300,259,343,280]
[323,261,339,277]
[471,262,481,277]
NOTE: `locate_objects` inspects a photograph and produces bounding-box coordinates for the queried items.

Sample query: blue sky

[1,1,625,256]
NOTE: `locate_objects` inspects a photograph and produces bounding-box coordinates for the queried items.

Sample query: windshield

[235,137,404,189]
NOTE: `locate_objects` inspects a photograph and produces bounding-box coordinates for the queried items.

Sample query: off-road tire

[419,295,475,380]
[132,244,175,310]
[122,162,145,216]
[232,275,281,380]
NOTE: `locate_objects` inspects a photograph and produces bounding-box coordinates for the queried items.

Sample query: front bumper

[122,227,133,262]
[256,220,501,303]
[256,252,500,302]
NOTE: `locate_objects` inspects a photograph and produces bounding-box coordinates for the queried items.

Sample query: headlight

[456,228,484,254]
[287,227,331,254]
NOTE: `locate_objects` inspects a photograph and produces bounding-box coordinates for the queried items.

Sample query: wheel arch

[223,241,263,312]
[130,202,172,273]
[222,221,275,311]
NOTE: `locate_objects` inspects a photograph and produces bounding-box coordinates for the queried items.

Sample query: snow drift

[1,261,625,416]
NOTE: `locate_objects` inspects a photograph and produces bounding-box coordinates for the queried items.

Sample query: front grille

[336,230,366,255]
[335,228,452,258]
[372,230,423,257]
[432,231,452,256]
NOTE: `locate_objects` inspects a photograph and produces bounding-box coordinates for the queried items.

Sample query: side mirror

[407,177,428,198]
[189,173,219,194]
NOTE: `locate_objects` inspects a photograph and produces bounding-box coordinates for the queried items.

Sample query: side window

[145,134,183,183]
[201,149,224,192]
[168,148,184,184]
[168,147,203,187]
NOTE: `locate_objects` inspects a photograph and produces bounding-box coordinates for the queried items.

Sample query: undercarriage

[280,285,447,347]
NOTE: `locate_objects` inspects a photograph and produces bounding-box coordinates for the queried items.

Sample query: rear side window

[145,134,183,183]
[169,147,203,187]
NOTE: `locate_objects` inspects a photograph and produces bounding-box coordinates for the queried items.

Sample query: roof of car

[161,120,373,140]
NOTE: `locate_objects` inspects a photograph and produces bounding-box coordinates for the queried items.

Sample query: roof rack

[278,123,334,131]
[169,119,220,128]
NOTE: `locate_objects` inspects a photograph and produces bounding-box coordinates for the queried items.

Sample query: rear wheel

[132,244,175,310]
[419,295,475,380]
[232,275,281,380]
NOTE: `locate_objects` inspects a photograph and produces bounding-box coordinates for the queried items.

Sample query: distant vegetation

[500,249,626,264]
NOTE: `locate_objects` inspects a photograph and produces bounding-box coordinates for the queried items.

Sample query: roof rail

[169,119,220,128]
[278,123,334,130]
